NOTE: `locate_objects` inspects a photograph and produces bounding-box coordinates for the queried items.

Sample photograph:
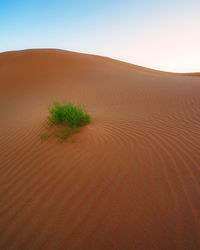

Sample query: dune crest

[0,49,200,250]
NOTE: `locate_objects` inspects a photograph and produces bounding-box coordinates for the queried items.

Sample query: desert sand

[0,49,200,250]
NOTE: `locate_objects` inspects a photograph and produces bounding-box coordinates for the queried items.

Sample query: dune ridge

[0,49,200,250]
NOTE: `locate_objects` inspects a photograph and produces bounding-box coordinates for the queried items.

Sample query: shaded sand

[0,49,200,250]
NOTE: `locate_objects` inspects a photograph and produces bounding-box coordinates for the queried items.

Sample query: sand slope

[0,49,200,250]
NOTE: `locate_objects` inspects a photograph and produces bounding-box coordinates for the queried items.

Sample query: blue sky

[0,0,200,72]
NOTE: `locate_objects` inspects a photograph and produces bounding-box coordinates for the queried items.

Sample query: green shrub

[40,100,90,143]
[53,127,73,140]
[48,101,90,127]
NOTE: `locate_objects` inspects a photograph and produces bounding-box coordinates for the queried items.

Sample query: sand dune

[0,49,200,250]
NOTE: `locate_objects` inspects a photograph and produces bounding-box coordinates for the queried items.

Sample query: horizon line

[0,47,199,75]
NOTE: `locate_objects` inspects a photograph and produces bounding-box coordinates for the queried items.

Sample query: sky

[0,0,200,72]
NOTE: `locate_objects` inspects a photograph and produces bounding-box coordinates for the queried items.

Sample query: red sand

[0,49,200,250]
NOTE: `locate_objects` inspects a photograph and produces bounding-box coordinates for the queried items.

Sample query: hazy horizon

[1,0,200,73]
